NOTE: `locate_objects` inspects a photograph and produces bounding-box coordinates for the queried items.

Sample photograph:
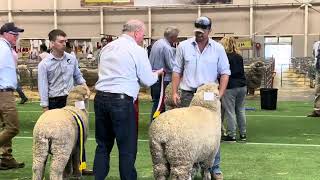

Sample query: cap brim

[194,28,205,33]
[14,27,24,33]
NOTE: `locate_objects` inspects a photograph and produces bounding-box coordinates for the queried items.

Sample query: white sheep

[149,83,221,180]
[32,85,89,180]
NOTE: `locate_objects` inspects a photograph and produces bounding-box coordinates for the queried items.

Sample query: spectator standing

[149,26,179,120]
[171,16,230,180]
[219,36,247,142]
[0,22,25,170]
[93,19,163,180]
[95,37,108,65]
[38,44,49,61]
[12,48,28,104]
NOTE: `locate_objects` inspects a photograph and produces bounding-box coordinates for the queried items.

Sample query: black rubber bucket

[260,88,278,110]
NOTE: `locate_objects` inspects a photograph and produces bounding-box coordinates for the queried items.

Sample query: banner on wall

[236,38,252,50]
[81,0,232,6]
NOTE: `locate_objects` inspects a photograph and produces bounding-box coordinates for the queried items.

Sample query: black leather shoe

[0,158,25,170]
[19,98,28,104]
[82,169,94,176]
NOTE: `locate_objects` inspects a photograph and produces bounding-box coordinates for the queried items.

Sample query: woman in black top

[220,36,247,142]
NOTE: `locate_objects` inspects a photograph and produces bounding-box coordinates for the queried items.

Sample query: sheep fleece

[32,106,87,180]
[149,106,221,175]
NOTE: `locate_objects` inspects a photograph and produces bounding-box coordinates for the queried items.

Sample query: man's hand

[83,83,91,99]
[172,92,180,106]
[42,107,49,112]
[154,68,164,76]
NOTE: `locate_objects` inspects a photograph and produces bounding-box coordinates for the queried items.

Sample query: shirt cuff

[220,69,231,76]
[40,100,48,107]
[173,67,182,74]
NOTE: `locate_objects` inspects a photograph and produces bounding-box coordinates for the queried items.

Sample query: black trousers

[48,96,68,110]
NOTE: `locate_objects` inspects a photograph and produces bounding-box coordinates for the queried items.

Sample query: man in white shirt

[94,19,163,180]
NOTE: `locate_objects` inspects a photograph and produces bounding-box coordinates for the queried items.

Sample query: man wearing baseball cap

[0,22,25,170]
[172,16,230,180]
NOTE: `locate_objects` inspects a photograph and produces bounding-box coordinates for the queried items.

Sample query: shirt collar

[0,37,12,48]
[191,37,213,47]
[121,34,137,44]
[48,52,67,61]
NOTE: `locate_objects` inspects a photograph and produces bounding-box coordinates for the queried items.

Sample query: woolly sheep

[32,85,89,180]
[149,83,221,180]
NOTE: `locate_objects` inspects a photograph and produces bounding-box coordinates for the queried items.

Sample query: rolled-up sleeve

[217,47,231,76]
[172,45,183,74]
[136,48,158,87]
[38,62,49,107]
[73,58,86,85]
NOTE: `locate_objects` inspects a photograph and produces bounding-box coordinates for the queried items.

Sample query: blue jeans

[93,92,137,180]
[150,80,169,121]
[180,90,222,174]
[209,147,221,174]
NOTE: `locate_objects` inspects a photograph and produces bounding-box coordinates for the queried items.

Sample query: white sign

[204,92,215,101]
[75,101,86,110]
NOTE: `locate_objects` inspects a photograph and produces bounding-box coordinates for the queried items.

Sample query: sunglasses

[7,31,19,37]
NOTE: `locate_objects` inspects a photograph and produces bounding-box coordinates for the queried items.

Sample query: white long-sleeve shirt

[95,34,158,100]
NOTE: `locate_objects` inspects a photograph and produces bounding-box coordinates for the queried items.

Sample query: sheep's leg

[201,154,215,180]
[201,168,211,180]
[71,149,81,177]
[32,137,49,180]
[149,140,169,180]
[170,163,192,180]
[63,156,72,178]
[50,140,73,180]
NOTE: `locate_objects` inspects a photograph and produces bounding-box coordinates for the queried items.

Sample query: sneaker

[223,135,236,143]
[212,172,223,180]
[239,134,247,142]
[19,98,28,104]
[0,158,25,170]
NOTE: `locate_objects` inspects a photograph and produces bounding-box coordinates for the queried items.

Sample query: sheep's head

[164,83,181,110]
[66,85,90,111]
[190,83,220,112]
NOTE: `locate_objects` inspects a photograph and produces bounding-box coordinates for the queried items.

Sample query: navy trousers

[93,92,137,180]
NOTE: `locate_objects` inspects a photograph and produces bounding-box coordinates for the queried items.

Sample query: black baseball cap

[194,16,212,33]
[0,22,24,35]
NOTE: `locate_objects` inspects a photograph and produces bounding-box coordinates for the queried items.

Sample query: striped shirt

[38,52,86,107]
[149,38,175,82]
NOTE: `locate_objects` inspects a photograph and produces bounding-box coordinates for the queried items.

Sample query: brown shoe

[0,158,25,170]
[212,172,223,180]
[82,168,94,176]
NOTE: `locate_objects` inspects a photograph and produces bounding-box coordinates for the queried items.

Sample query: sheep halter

[65,109,87,172]
[153,72,165,119]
